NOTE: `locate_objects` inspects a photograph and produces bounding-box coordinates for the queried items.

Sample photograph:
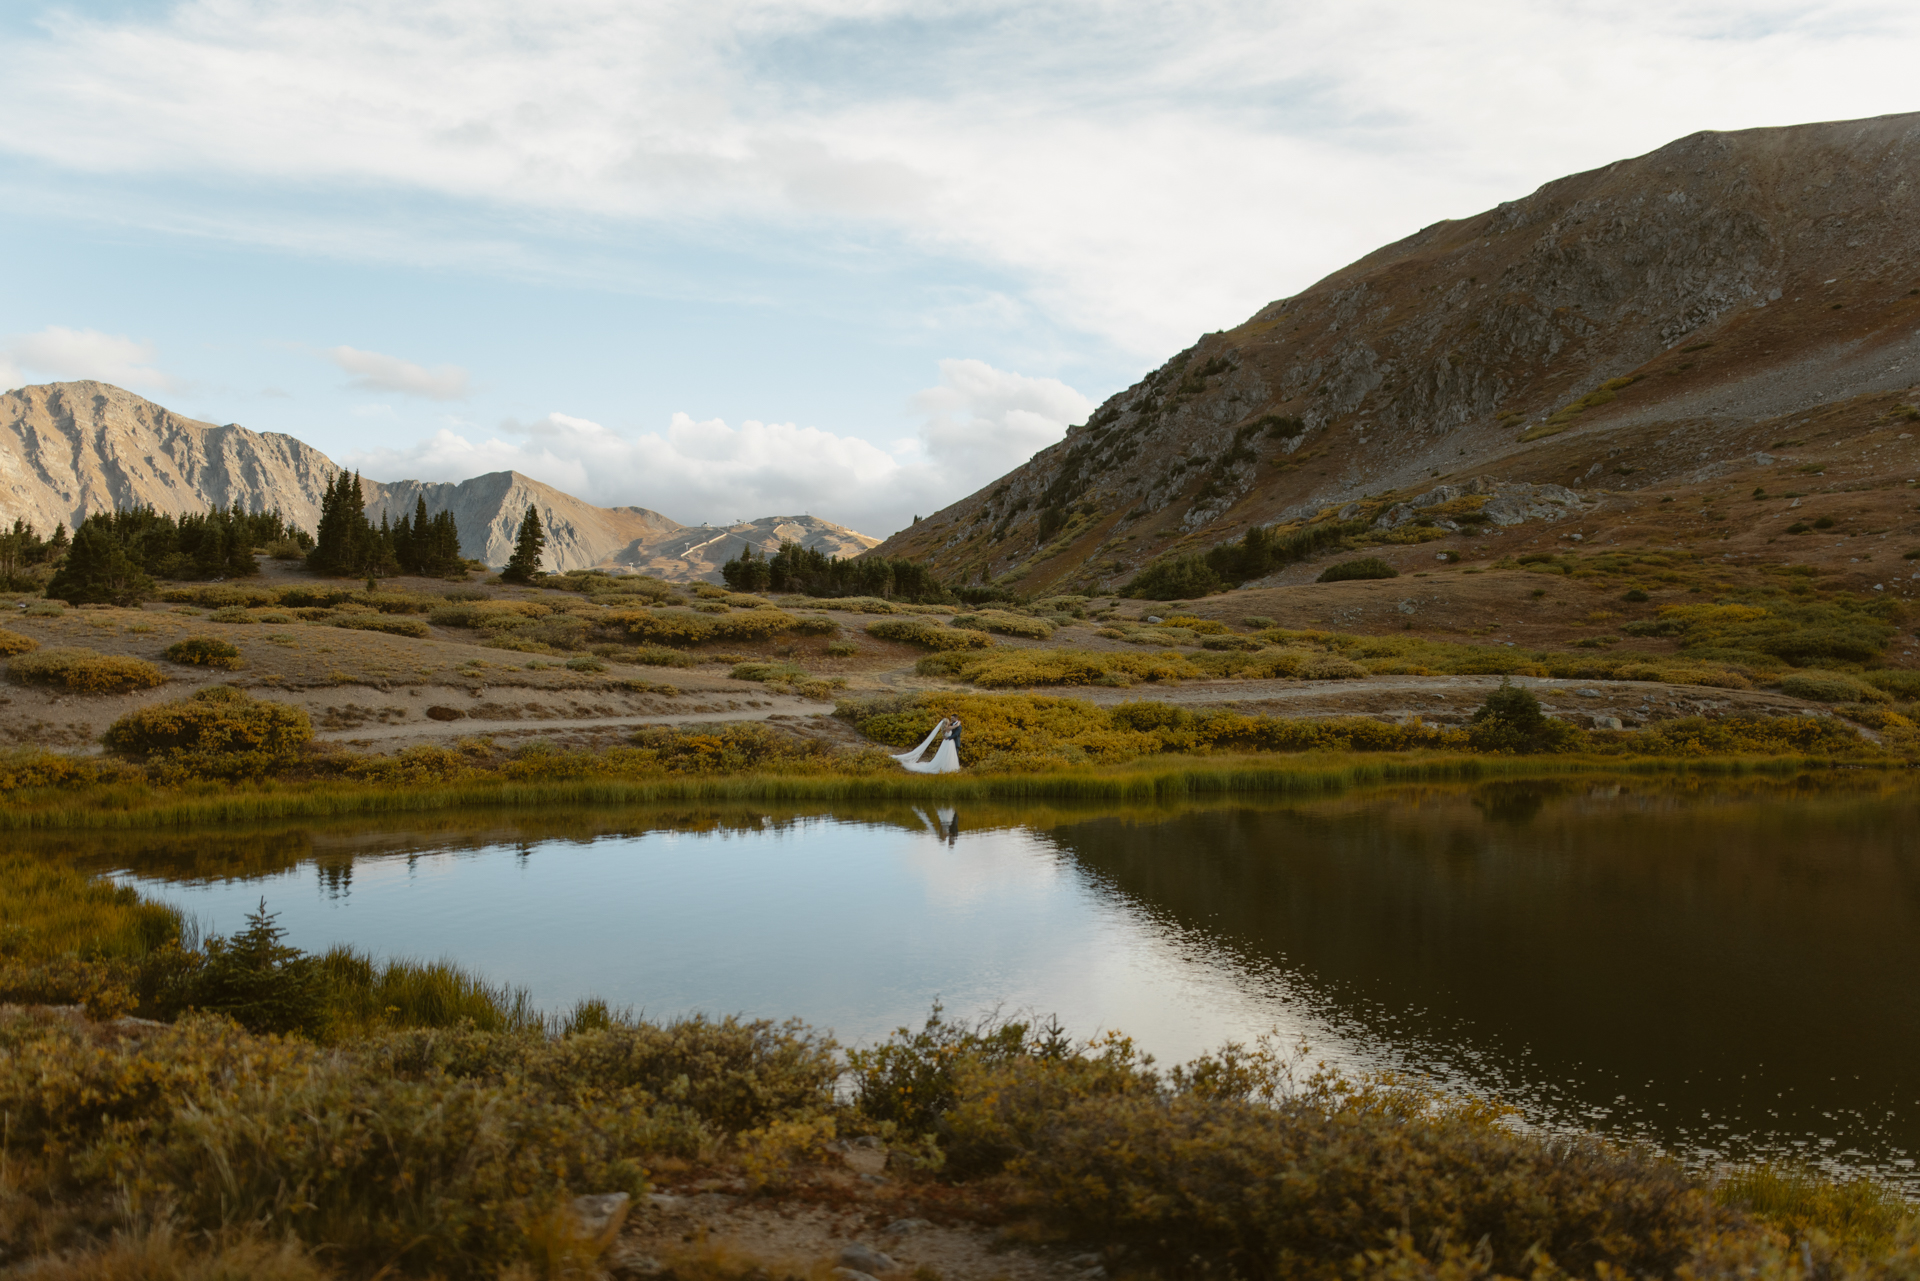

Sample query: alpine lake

[37,773,1920,1190]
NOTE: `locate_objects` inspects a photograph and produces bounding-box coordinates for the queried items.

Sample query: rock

[852,1134,886,1150]
[1594,716,1624,730]
[645,1192,685,1211]
[1067,1254,1104,1268]
[609,1248,666,1278]
[570,1192,631,1252]
[881,1218,933,1237]
[839,1243,897,1273]
[1146,615,1164,624]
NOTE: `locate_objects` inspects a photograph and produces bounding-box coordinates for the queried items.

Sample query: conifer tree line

[305,472,466,579]
[720,540,950,602]
[35,503,309,605]
[0,519,69,591]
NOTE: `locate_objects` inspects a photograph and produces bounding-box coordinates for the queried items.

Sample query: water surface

[55,777,1920,1188]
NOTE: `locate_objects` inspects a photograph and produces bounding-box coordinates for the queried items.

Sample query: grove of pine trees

[720,540,950,602]
[0,518,69,590]
[44,503,309,604]
[306,473,467,579]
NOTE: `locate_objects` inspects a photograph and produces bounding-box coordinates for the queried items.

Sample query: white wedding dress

[893,723,962,774]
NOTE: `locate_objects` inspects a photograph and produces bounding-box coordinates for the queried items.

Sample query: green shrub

[1317,557,1399,583]
[164,635,245,668]
[1623,588,1650,602]
[1466,680,1580,753]
[331,613,431,638]
[1779,671,1887,703]
[8,647,167,693]
[564,655,607,672]
[0,627,40,656]
[207,605,258,624]
[732,661,810,683]
[867,618,994,650]
[826,639,859,657]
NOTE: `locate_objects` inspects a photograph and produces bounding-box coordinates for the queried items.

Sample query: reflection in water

[1048,785,1920,1184]
[63,778,1920,1187]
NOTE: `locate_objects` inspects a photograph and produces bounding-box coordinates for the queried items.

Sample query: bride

[892,716,962,774]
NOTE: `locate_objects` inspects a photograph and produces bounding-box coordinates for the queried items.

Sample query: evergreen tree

[306,471,380,577]
[501,504,547,583]
[46,517,155,606]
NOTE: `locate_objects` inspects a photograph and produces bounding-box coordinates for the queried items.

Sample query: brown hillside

[873,111,1920,595]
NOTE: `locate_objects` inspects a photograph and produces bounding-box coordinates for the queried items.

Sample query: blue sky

[3,1,1916,539]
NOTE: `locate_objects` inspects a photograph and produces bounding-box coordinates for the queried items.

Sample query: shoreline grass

[0,749,1894,831]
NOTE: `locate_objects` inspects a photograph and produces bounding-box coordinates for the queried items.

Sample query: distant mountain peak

[0,382,874,580]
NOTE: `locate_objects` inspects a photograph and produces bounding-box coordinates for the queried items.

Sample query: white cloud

[344,358,1089,538]
[5,2,1918,357]
[913,358,1090,478]
[1,326,175,392]
[327,346,470,400]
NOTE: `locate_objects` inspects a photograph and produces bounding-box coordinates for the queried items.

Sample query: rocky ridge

[0,381,874,579]
[872,110,1920,595]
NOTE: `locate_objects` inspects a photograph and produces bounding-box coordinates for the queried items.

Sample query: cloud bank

[6,2,1917,358]
[327,346,470,400]
[345,359,1090,540]
[0,326,175,394]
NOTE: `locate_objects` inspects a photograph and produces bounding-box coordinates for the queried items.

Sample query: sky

[1,2,1917,540]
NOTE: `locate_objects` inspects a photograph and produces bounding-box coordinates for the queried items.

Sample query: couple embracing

[893,715,964,774]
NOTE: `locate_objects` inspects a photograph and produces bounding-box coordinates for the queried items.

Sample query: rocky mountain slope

[872,110,1920,595]
[0,382,873,578]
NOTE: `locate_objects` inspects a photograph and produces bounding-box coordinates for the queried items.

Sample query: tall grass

[319,946,542,1038]
[1716,1163,1919,1254]
[0,749,1879,833]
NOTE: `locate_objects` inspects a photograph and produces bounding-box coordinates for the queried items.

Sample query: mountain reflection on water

[66,777,1920,1187]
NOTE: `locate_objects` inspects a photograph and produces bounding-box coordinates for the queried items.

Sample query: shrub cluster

[1317,556,1399,582]
[6,646,167,693]
[0,626,40,656]
[601,606,832,647]
[163,634,245,667]
[1124,515,1373,599]
[950,609,1055,639]
[104,686,314,781]
[0,997,838,1278]
[866,617,994,650]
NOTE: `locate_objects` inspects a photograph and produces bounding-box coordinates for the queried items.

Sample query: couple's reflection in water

[913,807,962,845]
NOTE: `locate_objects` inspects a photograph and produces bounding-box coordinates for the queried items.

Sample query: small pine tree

[189,898,325,1036]
[502,504,547,583]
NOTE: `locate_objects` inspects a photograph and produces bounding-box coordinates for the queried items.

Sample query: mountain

[0,381,873,578]
[600,515,878,581]
[871,110,1920,594]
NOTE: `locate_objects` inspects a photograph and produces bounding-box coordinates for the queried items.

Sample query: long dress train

[891,723,945,768]
[896,723,962,774]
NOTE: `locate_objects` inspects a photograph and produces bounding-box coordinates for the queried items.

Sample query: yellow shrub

[0,627,39,656]
[868,618,994,650]
[951,610,1055,639]
[8,647,167,693]
[106,686,314,760]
